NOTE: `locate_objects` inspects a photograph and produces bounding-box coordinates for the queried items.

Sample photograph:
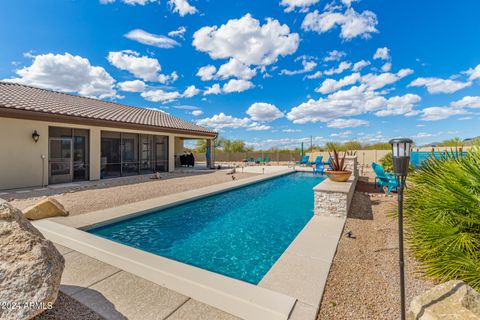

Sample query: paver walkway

[54,243,239,320]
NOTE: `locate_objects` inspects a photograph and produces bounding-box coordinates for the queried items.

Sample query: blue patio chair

[313,162,325,175]
[296,155,309,165]
[372,162,397,194]
[309,156,323,166]
[324,157,333,170]
[372,162,394,188]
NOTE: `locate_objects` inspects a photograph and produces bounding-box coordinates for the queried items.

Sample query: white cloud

[247,124,272,131]
[182,85,200,98]
[381,62,392,72]
[100,0,157,5]
[352,59,370,71]
[409,77,472,94]
[464,64,480,81]
[168,26,187,39]
[280,0,320,12]
[327,118,368,128]
[362,68,414,90]
[324,61,351,75]
[450,96,480,108]
[203,83,222,95]
[216,58,257,80]
[282,128,302,133]
[6,52,118,99]
[124,29,180,49]
[280,56,317,75]
[193,14,299,66]
[118,80,146,92]
[302,8,378,40]
[245,136,325,150]
[246,102,284,122]
[222,79,254,93]
[196,112,251,130]
[191,110,204,116]
[196,65,217,81]
[373,47,390,60]
[420,106,468,121]
[168,0,197,16]
[374,94,421,117]
[107,50,177,83]
[305,71,323,79]
[413,132,434,139]
[316,72,360,94]
[330,130,352,138]
[287,84,421,124]
[141,89,181,103]
[324,50,346,62]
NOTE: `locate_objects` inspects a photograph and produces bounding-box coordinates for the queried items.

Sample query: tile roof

[0,82,217,137]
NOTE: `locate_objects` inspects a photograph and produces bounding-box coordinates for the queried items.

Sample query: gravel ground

[317,176,434,320]
[8,171,258,215]
[33,292,104,320]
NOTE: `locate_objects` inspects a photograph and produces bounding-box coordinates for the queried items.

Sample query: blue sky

[1,0,480,149]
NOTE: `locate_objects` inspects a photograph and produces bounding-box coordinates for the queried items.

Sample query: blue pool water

[89,172,324,284]
[410,151,467,167]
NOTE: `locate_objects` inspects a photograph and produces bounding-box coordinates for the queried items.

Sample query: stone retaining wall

[313,156,358,217]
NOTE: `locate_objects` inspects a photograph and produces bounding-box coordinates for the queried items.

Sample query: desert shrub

[380,152,393,171]
[404,149,480,290]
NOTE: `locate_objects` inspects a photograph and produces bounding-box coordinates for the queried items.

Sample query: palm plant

[404,148,480,290]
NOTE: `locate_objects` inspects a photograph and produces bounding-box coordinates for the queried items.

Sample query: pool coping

[33,168,348,320]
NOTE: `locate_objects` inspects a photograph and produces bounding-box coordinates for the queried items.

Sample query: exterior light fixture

[389,138,413,320]
[32,130,40,143]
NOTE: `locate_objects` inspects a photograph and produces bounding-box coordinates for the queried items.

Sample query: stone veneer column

[344,155,358,179]
[313,155,358,217]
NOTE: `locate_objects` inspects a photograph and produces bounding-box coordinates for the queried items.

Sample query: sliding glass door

[49,127,89,184]
[101,131,168,179]
[49,138,73,184]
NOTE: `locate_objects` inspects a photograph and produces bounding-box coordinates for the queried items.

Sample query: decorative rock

[407,280,480,320]
[0,202,65,320]
[22,197,68,220]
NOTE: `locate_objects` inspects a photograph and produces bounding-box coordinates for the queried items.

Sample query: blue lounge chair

[324,157,333,170]
[309,156,323,166]
[313,162,325,175]
[372,162,397,194]
[296,155,309,165]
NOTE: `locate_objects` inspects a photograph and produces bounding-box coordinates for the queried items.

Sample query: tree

[441,137,462,147]
[325,141,342,151]
[195,138,224,153]
[343,140,362,150]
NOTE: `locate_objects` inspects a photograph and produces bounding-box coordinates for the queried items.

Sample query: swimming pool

[410,151,467,167]
[89,172,324,284]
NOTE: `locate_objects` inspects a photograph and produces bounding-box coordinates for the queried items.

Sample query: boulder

[22,197,68,220]
[0,202,65,320]
[407,280,480,320]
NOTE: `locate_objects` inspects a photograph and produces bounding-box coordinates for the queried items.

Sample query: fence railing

[193,146,473,167]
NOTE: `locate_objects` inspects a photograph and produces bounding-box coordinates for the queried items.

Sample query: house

[0,82,217,190]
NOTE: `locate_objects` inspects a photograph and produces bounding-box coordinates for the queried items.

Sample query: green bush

[380,152,393,171]
[404,149,480,290]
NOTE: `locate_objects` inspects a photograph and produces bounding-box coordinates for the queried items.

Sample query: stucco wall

[0,117,49,190]
[0,116,209,190]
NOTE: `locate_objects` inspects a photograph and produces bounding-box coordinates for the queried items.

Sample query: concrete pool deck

[32,165,354,320]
